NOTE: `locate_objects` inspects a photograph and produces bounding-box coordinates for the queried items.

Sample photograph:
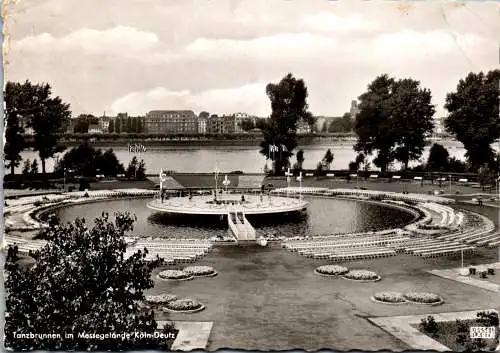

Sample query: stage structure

[148,168,309,243]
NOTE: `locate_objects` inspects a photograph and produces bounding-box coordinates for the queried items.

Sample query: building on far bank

[315,116,340,132]
[198,117,207,134]
[98,116,110,133]
[296,118,312,134]
[233,112,258,133]
[145,110,198,134]
[207,114,235,134]
[350,100,360,119]
[88,123,102,134]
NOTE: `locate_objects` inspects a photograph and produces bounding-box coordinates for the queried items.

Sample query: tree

[255,118,267,130]
[21,82,71,176]
[199,111,210,119]
[478,164,495,191]
[426,143,449,171]
[259,73,312,174]
[108,119,115,133]
[323,149,334,169]
[127,156,139,179]
[321,121,328,132]
[448,157,469,173]
[444,69,500,171]
[4,81,28,174]
[101,149,125,176]
[391,79,435,170]
[126,117,132,133]
[30,159,39,175]
[293,149,305,172]
[22,159,31,175]
[137,118,144,133]
[239,118,255,131]
[115,118,121,134]
[5,213,177,351]
[354,75,435,172]
[136,159,146,180]
[55,142,124,177]
[328,113,353,133]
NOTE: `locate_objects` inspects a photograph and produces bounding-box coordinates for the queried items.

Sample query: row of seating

[323,249,397,262]
[272,187,455,204]
[4,235,47,254]
[436,211,496,246]
[125,238,214,264]
[285,236,411,251]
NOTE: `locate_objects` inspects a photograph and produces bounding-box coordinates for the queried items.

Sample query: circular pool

[49,196,415,239]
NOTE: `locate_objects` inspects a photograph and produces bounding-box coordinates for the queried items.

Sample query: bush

[419,315,439,336]
[403,292,442,304]
[477,311,499,327]
[373,292,406,303]
[487,268,495,275]
[315,265,349,276]
[5,213,176,351]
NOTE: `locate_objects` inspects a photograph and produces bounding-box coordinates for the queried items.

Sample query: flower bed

[163,298,205,313]
[372,291,407,304]
[145,294,178,304]
[314,265,349,276]
[403,292,443,305]
[343,270,380,282]
[157,269,193,281]
[183,265,217,277]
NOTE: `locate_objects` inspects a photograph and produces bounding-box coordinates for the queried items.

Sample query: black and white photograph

[2,0,500,351]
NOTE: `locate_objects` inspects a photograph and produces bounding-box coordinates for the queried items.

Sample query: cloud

[12,26,159,54]
[299,12,379,32]
[110,83,270,117]
[183,33,337,60]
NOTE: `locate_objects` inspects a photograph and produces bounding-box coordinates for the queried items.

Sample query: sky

[4,0,500,118]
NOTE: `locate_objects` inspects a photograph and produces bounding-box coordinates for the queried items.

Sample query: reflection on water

[52,197,414,238]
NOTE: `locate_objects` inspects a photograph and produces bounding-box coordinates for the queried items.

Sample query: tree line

[260,70,500,175]
[4,81,71,176]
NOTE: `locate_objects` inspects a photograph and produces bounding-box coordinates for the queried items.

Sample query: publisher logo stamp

[470,326,496,339]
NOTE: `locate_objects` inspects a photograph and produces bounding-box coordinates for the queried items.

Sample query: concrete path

[369,309,498,351]
[428,262,500,294]
[157,321,213,351]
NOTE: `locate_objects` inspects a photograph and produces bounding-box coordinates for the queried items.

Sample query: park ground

[6,175,499,350]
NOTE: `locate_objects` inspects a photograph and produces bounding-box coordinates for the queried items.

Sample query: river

[16,141,483,174]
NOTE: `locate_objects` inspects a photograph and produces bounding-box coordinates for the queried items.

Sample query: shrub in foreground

[5,213,177,351]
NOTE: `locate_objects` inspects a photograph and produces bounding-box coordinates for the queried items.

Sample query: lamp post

[63,167,66,191]
[296,171,303,201]
[449,174,452,194]
[285,168,292,198]
[223,175,230,193]
[214,165,220,196]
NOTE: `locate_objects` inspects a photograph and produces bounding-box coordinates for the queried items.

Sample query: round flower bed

[145,294,178,304]
[157,269,193,281]
[163,298,205,313]
[183,265,217,277]
[314,265,349,277]
[372,292,407,305]
[343,270,381,282]
[403,292,443,305]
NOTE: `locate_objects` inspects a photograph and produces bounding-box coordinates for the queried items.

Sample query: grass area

[416,319,499,351]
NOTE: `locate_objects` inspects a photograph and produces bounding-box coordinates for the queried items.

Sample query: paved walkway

[428,262,500,293]
[369,309,498,351]
[157,321,213,351]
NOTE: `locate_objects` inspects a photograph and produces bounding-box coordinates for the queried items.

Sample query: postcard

[3,0,499,351]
